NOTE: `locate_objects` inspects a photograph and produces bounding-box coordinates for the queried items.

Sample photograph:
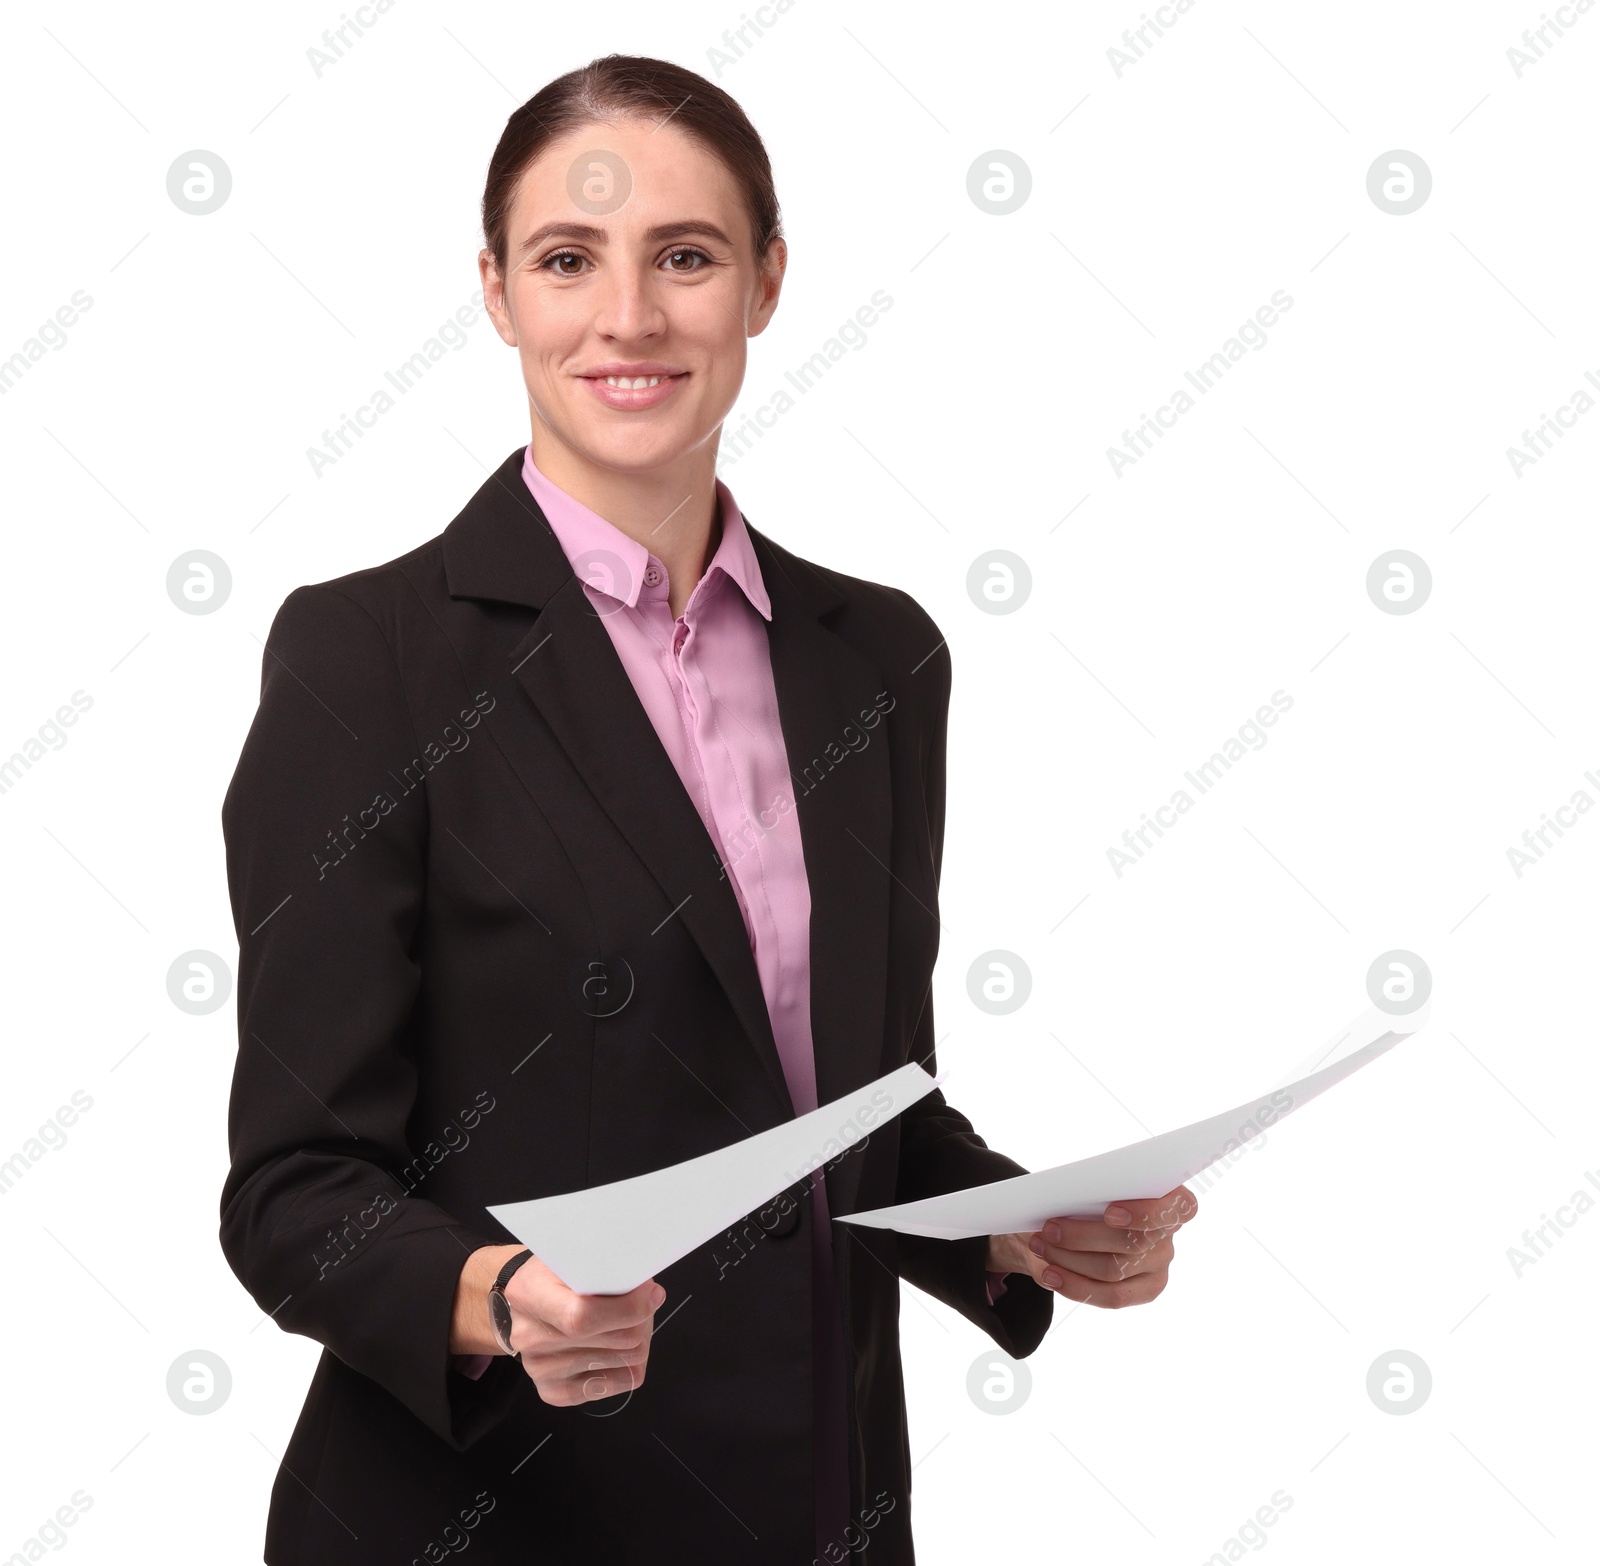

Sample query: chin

[579,426,702,473]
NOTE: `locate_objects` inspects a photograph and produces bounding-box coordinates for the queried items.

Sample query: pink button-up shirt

[461,447,1008,1555]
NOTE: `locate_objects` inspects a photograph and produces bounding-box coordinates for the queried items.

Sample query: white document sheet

[487,1061,940,1294]
[835,1004,1428,1241]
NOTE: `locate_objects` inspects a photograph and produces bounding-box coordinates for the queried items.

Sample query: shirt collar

[519,445,771,621]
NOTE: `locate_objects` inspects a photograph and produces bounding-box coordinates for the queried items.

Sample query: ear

[747,236,788,340]
[478,247,520,347]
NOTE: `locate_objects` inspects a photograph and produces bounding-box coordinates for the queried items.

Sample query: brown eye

[663,248,709,273]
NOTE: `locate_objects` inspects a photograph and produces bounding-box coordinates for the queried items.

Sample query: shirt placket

[653,577,743,920]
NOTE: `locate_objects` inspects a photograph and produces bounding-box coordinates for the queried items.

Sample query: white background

[1,0,1595,1560]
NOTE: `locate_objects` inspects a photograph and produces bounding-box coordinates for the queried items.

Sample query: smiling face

[481,117,785,483]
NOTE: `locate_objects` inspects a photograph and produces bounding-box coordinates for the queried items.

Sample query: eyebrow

[517,220,736,254]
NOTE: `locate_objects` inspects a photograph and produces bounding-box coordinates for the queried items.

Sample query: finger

[553,1277,665,1338]
[526,1322,652,1359]
[508,1260,664,1330]
[524,1343,650,1381]
[583,1321,656,1349]
[528,1343,646,1362]
[1036,1260,1169,1308]
[1030,1217,1178,1255]
[536,1360,647,1407]
[574,1367,641,1404]
[1099,1187,1198,1230]
[1030,1236,1174,1283]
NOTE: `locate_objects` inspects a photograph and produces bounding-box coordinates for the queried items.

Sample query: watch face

[489,1288,516,1355]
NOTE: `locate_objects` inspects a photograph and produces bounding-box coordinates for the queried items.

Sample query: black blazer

[219,447,1053,1565]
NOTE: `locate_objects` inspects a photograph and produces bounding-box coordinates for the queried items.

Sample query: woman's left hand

[986,1185,1199,1307]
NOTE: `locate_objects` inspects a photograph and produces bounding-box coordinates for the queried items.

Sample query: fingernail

[1028,1234,1045,1256]
[1041,1269,1062,1289]
[1104,1206,1131,1225]
[1043,1222,1061,1244]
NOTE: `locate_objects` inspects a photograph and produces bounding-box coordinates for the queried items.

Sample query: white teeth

[603,375,667,388]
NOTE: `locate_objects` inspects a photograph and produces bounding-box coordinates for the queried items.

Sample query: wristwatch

[488,1248,534,1357]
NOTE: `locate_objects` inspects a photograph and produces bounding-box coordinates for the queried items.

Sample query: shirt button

[643,565,663,587]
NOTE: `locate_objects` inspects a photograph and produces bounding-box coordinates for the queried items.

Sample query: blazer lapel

[444,451,792,1120]
[752,529,894,1223]
[443,450,898,1216]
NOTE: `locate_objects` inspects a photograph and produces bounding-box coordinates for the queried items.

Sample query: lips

[579,371,687,411]
[580,362,687,379]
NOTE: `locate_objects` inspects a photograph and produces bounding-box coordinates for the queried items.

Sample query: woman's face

[482,117,785,477]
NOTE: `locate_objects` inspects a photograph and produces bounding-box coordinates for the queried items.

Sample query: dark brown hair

[481,54,783,276]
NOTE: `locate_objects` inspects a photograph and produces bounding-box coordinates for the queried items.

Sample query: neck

[530,424,722,619]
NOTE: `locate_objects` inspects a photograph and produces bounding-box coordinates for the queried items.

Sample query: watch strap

[493,1248,534,1292]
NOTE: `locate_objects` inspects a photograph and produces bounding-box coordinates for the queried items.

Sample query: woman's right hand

[507,1251,664,1406]
[453,1243,664,1406]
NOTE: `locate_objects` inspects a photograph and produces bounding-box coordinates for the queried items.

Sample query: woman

[220,53,1197,1566]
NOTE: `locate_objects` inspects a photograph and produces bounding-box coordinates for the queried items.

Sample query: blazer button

[762,1179,806,1240]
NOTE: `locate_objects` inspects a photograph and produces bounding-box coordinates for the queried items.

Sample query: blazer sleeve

[218,583,520,1448]
[886,592,1054,1359]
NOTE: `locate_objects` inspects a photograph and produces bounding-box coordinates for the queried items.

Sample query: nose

[590,261,668,344]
